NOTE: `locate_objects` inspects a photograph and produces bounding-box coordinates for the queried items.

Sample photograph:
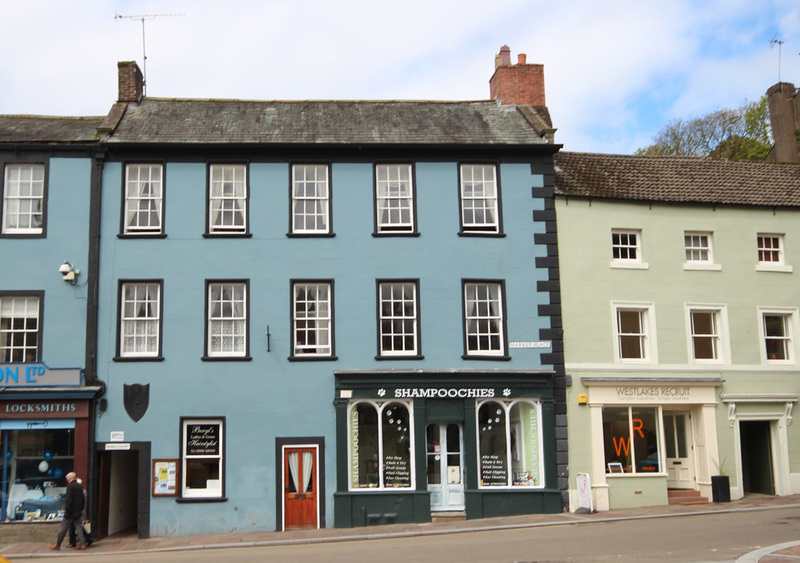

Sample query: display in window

[349,401,413,490]
[1,428,74,522]
[602,407,661,474]
[478,400,543,488]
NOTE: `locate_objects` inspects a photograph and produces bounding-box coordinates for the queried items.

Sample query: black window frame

[202,279,251,361]
[204,161,252,238]
[114,279,165,362]
[0,158,49,239]
[457,162,504,237]
[118,161,167,239]
[372,162,419,237]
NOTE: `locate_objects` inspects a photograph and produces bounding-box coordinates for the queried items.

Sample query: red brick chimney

[766,82,800,163]
[118,61,143,103]
[489,45,546,107]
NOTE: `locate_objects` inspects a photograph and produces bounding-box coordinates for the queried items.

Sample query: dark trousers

[69,521,92,547]
[56,516,85,547]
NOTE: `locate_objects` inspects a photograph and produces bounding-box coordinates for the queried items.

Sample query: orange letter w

[612,436,631,456]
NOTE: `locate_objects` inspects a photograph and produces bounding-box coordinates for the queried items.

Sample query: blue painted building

[0,115,104,531]
[61,45,563,538]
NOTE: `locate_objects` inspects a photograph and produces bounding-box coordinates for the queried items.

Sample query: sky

[1,0,799,155]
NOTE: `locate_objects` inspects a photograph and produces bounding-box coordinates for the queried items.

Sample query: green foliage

[635,96,773,160]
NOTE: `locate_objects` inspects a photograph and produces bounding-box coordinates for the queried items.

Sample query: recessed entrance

[426,422,464,512]
[740,420,775,495]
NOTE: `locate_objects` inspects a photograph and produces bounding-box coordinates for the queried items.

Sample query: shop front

[333,370,561,527]
[581,377,723,511]
[0,363,98,525]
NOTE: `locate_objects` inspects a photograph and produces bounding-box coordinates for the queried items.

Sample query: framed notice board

[152,459,179,497]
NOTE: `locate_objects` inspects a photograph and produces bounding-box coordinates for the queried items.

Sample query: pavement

[0,493,798,561]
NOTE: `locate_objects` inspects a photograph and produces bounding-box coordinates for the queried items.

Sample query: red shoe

[75,545,87,550]
[49,544,60,550]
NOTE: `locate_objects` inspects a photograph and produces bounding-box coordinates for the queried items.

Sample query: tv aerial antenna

[115,13,185,95]
[769,35,785,83]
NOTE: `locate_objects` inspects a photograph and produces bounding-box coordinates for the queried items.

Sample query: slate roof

[0,115,104,143]
[105,98,551,145]
[554,151,800,208]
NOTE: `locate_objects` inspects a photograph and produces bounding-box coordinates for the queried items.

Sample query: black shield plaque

[123,383,150,422]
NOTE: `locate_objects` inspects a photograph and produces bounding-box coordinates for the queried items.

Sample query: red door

[283,447,318,530]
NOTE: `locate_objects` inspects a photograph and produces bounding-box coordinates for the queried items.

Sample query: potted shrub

[711,457,730,503]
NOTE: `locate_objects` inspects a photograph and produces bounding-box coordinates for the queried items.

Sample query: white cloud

[1,0,798,154]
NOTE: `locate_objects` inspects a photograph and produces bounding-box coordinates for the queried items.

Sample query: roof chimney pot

[489,46,546,108]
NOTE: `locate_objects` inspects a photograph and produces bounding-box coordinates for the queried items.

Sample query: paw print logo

[502,388,512,397]
[377,388,386,397]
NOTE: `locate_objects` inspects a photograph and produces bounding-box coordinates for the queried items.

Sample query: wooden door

[283,447,318,529]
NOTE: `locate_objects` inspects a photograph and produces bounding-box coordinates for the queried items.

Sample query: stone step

[431,511,467,522]
[668,489,708,505]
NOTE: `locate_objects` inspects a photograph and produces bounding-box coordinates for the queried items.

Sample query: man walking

[50,472,87,550]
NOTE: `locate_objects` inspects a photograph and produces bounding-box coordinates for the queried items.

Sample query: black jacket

[63,479,85,519]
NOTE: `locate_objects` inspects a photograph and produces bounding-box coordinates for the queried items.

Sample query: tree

[635,96,772,160]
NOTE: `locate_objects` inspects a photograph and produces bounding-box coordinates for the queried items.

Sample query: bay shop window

[602,407,661,474]
[478,400,543,488]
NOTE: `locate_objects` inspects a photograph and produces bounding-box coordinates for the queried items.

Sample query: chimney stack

[118,61,143,103]
[766,82,800,163]
[489,45,546,108]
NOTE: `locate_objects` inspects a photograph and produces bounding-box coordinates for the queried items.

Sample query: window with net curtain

[124,164,162,234]
[207,282,247,357]
[120,282,161,357]
[348,401,413,490]
[209,164,247,234]
[2,164,45,234]
[292,164,329,234]
[0,296,39,362]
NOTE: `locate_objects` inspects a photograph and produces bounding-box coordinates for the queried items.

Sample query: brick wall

[117,61,143,103]
[489,46,547,107]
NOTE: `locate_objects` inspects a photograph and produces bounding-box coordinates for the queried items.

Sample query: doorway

[282,446,319,530]
[95,442,149,539]
[426,422,465,511]
[664,412,695,489]
[740,420,775,495]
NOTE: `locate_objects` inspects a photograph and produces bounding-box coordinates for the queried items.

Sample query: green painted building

[555,152,800,511]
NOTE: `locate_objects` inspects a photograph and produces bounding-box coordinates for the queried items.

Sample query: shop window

[0,295,41,362]
[477,400,543,488]
[181,418,224,499]
[602,407,661,474]
[348,401,413,490]
[1,426,75,522]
